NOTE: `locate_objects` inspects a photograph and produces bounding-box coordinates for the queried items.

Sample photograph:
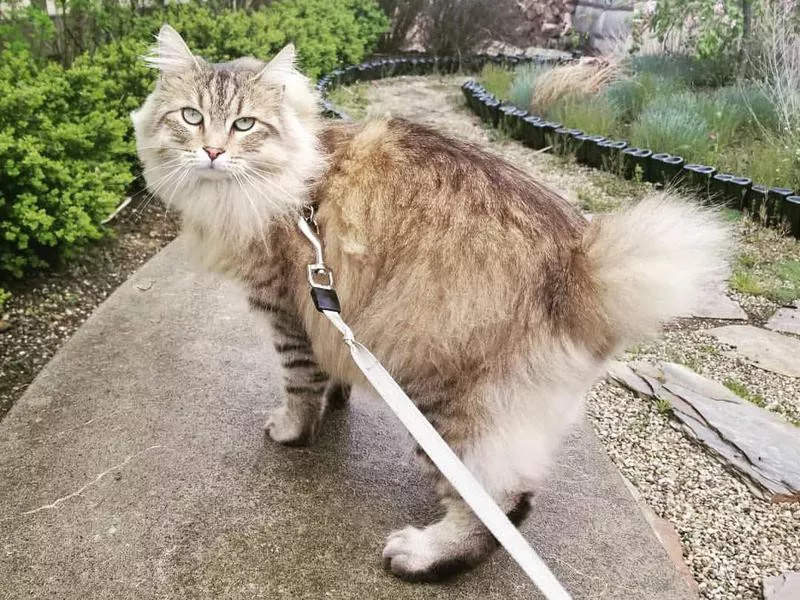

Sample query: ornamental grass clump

[508,64,548,109]
[530,56,623,114]
[629,96,712,159]
[546,94,617,137]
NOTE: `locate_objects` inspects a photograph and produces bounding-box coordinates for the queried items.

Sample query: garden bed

[457,42,800,236]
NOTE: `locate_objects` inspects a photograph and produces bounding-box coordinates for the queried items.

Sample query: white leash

[298,213,572,599]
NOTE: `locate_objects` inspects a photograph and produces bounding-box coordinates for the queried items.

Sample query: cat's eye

[233,117,255,132]
[181,107,203,126]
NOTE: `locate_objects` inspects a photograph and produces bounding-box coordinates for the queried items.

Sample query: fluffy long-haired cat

[133,25,728,582]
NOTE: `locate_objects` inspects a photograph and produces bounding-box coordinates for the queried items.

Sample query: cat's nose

[203,146,224,161]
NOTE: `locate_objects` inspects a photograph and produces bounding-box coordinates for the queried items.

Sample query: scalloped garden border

[315,53,800,238]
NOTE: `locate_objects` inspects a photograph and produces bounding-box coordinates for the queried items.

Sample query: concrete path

[0,238,695,599]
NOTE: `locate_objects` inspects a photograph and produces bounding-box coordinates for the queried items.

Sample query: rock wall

[512,0,635,53]
[517,0,576,45]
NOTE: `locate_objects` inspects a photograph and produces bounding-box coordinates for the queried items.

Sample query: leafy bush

[70,0,388,79]
[0,47,133,280]
[632,0,750,66]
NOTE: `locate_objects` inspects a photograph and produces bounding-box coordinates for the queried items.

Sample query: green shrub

[73,38,155,121]
[632,0,747,69]
[90,0,388,79]
[690,92,746,150]
[605,72,686,125]
[724,137,800,191]
[631,53,734,88]
[630,96,711,159]
[604,78,647,124]
[715,84,780,134]
[0,47,133,280]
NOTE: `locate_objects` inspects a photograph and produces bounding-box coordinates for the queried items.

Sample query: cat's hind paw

[382,525,488,582]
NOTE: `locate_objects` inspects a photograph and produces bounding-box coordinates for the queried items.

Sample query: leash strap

[298,215,572,600]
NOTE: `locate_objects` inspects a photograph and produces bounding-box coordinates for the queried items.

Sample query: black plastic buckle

[311,287,341,313]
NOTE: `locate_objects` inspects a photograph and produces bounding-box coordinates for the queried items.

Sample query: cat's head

[132,25,323,248]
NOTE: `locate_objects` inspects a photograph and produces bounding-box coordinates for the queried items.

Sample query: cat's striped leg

[251,296,330,446]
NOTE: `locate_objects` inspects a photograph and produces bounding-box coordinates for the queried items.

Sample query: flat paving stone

[706,324,800,378]
[0,238,695,600]
[686,282,747,321]
[608,361,800,502]
[765,302,800,335]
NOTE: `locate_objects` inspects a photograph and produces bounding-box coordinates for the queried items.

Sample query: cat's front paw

[264,406,315,447]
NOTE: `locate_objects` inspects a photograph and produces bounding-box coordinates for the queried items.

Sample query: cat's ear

[144,24,199,75]
[257,43,297,83]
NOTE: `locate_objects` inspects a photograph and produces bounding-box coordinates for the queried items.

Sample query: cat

[132,25,729,582]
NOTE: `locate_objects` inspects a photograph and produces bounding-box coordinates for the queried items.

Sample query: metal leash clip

[297,208,342,313]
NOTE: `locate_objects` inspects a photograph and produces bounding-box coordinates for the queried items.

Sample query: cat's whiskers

[229,161,291,212]
[230,166,271,251]
[135,161,191,223]
[142,156,190,175]
[160,163,193,213]
[237,163,308,209]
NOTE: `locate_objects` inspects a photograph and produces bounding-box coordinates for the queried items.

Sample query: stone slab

[609,361,800,502]
[706,325,800,378]
[0,238,695,600]
[686,283,747,321]
[764,571,800,600]
[765,303,800,335]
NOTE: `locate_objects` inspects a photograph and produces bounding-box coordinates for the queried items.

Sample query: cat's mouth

[195,162,231,179]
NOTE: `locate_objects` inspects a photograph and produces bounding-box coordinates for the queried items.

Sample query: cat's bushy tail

[583,191,730,346]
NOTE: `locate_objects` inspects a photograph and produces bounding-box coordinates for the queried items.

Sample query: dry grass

[530,56,624,114]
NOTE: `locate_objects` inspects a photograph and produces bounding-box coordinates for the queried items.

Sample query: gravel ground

[588,381,800,600]
[0,195,179,419]
[332,74,800,599]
